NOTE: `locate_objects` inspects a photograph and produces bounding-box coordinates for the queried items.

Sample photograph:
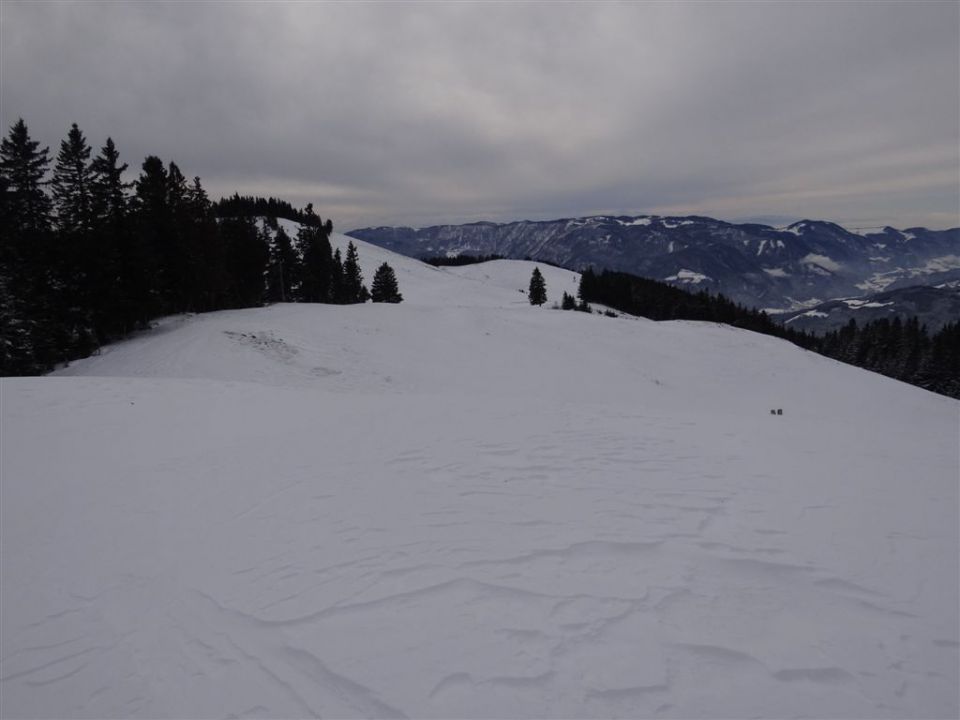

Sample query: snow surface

[801,254,842,274]
[664,269,710,284]
[785,310,830,322]
[842,299,894,310]
[2,234,958,719]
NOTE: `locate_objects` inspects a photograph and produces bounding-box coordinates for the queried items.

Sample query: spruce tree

[88,137,132,335]
[49,124,100,354]
[298,224,334,302]
[90,138,130,225]
[342,241,369,303]
[0,119,55,373]
[528,267,547,306]
[51,123,94,234]
[0,118,52,238]
[164,161,194,311]
[330,247,344,303]
[221,215,268,307]
[370,262,403,303]
[187,176,229,312]
[131,156,169,318]
[266,225,297,302]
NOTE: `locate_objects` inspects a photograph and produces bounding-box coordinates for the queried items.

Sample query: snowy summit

[1,235,958,718]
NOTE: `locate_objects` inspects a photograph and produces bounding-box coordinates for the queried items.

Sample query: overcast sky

[2,1,958,230]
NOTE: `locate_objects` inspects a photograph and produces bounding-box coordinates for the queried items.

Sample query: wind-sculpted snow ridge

[2,235,958,718]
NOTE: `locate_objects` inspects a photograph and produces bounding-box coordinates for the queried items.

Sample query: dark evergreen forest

[213,194,327,228]
[0,120,374,376]
[422,254,506,266]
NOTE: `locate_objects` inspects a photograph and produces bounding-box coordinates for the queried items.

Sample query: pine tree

[370,262,403,303]
[561,291,576,310]
[528,267,547,306]
[342,241,369,303]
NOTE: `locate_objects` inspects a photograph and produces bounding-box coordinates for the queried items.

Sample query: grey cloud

[2,1,957,230]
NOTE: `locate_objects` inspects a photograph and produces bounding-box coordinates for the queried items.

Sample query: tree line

[421,253,505,267]
[213,194,326,227]
[0,119,401,376]
[818,317,959,399]
[576,268,960,399]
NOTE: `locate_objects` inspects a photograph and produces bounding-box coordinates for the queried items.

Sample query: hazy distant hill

[780,282,960,334]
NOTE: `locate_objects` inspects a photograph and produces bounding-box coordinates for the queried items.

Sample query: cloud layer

[2,2,958,229]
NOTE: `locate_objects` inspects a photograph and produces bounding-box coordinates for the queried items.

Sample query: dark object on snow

[529,267,547,306]
[371,262,403,303]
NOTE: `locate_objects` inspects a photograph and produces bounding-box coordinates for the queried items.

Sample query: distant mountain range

[779,282,960,334]
[347,215,960,315]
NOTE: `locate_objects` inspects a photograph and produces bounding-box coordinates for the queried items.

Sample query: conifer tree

[90,138,130,225]
[298,223,334,302]
[370,262,403,303]
[330,247,344,303]
[0,119,55,373]
[163,161,194,311]
[221,215,268,307]
[266,225,297,302]
[131,156,169,318]
[528,267,547,305]
[342,241,369,303]
[87,137,132,336]
[0,118,52,238]
[187,176,229,312]
[49,124,102,354]
[50,123,94,234]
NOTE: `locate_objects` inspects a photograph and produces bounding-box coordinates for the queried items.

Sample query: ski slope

[2,235,958,718]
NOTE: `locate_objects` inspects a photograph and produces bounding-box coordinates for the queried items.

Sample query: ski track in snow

[2,235,958,718]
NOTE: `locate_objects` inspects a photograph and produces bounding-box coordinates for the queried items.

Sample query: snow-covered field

[2,235,958,718]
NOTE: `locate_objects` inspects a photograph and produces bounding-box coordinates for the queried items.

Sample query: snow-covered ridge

[2,236,957,719]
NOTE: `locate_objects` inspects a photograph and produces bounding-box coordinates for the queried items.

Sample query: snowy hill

[2,235,958,719]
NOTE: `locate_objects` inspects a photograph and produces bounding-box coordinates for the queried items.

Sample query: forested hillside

[577,269,960,398]
[0,120,392,376]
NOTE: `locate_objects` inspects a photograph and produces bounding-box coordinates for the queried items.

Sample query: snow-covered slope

[2,235,957,719]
